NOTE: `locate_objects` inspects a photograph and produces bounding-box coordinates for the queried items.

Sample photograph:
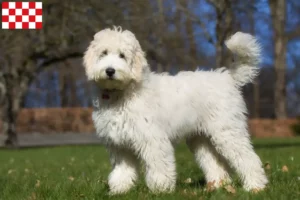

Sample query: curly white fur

[225,32,261,86]
[83,27,268,194]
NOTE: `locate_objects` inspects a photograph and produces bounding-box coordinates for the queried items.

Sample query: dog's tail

[225,32,261,87]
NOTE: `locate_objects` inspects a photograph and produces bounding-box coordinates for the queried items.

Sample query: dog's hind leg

[186,135,232,188]
[207,127,268,191]
[107,147,139,195]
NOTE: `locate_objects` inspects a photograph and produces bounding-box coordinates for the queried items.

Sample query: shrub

[291,116,300,136]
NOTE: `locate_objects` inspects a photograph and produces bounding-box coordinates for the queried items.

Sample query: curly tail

[225,32,261,87]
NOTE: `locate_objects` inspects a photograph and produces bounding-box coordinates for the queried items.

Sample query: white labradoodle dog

[83,27,268,194]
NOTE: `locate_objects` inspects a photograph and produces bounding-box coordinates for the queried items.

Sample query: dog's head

[83,27,148,90]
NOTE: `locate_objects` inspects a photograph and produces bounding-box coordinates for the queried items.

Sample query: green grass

[0,138,300,200]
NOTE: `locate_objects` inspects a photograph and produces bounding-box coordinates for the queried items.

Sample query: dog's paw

[108,168,137,195]
[108,183,133,195]
[146,171,176,193]
[243,173,268,192]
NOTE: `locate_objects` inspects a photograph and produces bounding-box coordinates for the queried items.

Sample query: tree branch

[286,26,300,40]
[41,52,83,68]
[176,4,214,44]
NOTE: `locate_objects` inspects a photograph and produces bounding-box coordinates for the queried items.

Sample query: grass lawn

[0,137,300,200]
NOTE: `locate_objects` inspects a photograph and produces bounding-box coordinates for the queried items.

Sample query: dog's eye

[102,50,108,56]
[119,53,126,59]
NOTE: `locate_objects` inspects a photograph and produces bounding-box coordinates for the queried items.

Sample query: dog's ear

[122,30,149,82]
[83,43,96,81]
[131,49,148,82]
[84,30,110,80]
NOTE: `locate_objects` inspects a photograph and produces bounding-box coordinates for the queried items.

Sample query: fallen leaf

[264,162,271,170]
[7,169,14,175]
[184,178,192,184]
[79,194,85,197]
[206,181,216,192]
[218,179,227,187]
[282,165,289,172]
[68,176,75,181]
[35,180,41,188]
[224,185,236,194]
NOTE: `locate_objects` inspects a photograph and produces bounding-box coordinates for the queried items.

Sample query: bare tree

[269,0,287,119]
[0,0,89,146]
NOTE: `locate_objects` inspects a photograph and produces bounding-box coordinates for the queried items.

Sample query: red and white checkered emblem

[2,2,42,29]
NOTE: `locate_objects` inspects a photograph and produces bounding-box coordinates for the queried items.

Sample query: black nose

[105,67,115,77]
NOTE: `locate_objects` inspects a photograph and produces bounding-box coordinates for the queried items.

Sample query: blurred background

[0,0,300,147]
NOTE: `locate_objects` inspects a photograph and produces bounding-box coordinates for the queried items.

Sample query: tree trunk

[174,0,185,71]
[249,2,260,118]
[3,82,18,147]
[59,66,68,107]
[0,72,6,132]
[210,0,234,68]
[253,80,260,118]
[157,0,166,72]
[1,59,35,147]
[64,60,78,107]
[269,0,287,119]
[2,75,24,147]
[183,0,198,70]
[47,70,55,107]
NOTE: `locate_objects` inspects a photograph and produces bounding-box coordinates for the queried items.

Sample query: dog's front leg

[107,147,139,195]
[139,139,176,193]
